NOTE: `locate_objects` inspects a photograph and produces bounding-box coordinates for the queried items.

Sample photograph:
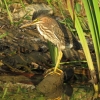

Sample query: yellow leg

[44,50,63,77]
[54,50,63,72]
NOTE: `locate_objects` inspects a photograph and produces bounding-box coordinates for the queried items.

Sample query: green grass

[0,32,9,39]
[1,0,30,26]
[0,81,95,100]
[3,0,13,24]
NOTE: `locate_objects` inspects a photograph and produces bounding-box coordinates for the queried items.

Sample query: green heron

[20,15,81,75]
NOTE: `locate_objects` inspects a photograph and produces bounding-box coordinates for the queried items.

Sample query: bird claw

[44,68,63,77]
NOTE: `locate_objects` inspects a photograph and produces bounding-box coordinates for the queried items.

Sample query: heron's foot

[44,68,63,77]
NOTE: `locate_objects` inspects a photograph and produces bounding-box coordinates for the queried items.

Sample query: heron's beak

[20,19,38,28]
[20,22,34,28]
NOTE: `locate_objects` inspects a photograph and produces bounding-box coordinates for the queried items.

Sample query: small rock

[36,69,64,99]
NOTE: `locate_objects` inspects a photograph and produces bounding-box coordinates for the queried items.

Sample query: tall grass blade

[67,0,98,92]
[82,0,100,78]
[3,0,13,24]
[48,41,58,66]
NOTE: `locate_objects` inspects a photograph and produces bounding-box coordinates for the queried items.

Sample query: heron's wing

[52,21,74,49]
[51,23,66,47]
[55,21,82,50]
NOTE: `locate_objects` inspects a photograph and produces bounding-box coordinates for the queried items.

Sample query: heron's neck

[36,24,44,36]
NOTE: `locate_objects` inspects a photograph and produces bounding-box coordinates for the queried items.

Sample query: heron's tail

[63,47,80,60]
